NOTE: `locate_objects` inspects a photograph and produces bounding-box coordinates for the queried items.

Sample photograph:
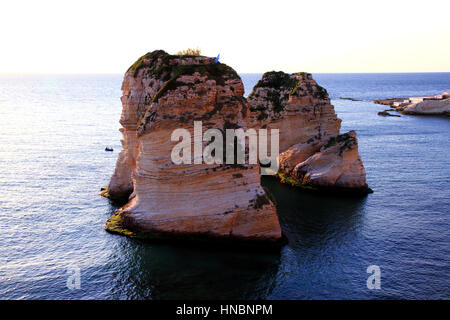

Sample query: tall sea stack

[247,71,369,193]
[105,50,282,242]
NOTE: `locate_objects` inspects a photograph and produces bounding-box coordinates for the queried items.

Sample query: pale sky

[1,0,449,74]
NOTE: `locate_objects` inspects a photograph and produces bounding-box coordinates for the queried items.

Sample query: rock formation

[374,92,450,116]
[247,71,370,193]
[104,51,372,243]
[401,98,450,115]
[279,131,368,191]
[105,50,281,242]
[247,72,341,152]
[377,109,400,117]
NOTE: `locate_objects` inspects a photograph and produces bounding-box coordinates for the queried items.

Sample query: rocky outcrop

[104,51,372,243]
[279,131,368,192]
[374,92,450,116]
[378,109,400,117]
[248,71,369,193]
[247,72,341,153]
[402,98,450,115]
[373,97,407,106]
[105,50,281,242]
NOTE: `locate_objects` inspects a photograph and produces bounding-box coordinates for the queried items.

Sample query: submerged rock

[339,97,362,102]
[378,110,401,117]
[106,50,281,243]
[248,71,369,193]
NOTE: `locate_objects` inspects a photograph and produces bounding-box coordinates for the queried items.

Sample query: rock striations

[104,50,370,243]
[247,71,369,194]
[105,50,281,242]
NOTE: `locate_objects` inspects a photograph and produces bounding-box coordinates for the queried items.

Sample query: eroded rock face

[282,131,368,191]
[402,98,450,115]
[106,50,281,242]
[247,72,341,152]
[248,71,369,193]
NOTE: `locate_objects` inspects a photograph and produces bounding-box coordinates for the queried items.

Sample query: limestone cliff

[280,131,368,192]
[248,71,341,153]
[106,50,281,242]
[248,71,369,193]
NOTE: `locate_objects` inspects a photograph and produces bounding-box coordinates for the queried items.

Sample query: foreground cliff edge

[103,50,370,243]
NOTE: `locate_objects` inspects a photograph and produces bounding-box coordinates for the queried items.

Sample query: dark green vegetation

[248,71,295,115]
[194,97,246,123]
[257,112,269,120]
[254,71,298,90]
[322,131,357,155]
[267,90,284,113]
[128,50,239,84]
[314,85,328,100]
[250,192,272,209]
[105,210,136,238]
[248,71,328,118]
[275,173,372,195]
[105,209,284,248]
[249,104,267,112]
[129,50,241,131]
[277,172,301,187]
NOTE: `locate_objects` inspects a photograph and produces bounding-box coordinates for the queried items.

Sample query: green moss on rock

[100,186,110,198]
[277,172,301,187]
[105,211,136,237]
[132,52,240,106]
[314,85,329,100]
[323,132,356,155]
[253,71,298,91]
[257,112,269,120]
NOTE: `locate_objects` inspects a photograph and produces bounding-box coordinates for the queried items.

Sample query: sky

[0,0,449,74]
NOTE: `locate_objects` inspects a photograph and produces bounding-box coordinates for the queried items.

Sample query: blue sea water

[0,73,449,299]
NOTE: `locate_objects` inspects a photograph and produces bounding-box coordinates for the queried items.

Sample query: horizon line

[1,71,450,76]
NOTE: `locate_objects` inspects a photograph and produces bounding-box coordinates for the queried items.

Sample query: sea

[0,72,449,299]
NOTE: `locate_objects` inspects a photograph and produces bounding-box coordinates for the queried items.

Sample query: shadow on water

[111,241,281,299]
[103,200,281,300]
[262,176,368,250]
[102,178,369,300]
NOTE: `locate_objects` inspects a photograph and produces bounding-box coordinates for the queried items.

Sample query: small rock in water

[378,110,400,117]
[105,147,114,152]
[339,97,362,102]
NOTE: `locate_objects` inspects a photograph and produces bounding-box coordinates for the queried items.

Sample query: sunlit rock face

[373,92,450,116]
[106,50,281,242]
[402,98,450,115]
[247,71,341,152]
[283,131,368,191]
[248,71,369,193]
